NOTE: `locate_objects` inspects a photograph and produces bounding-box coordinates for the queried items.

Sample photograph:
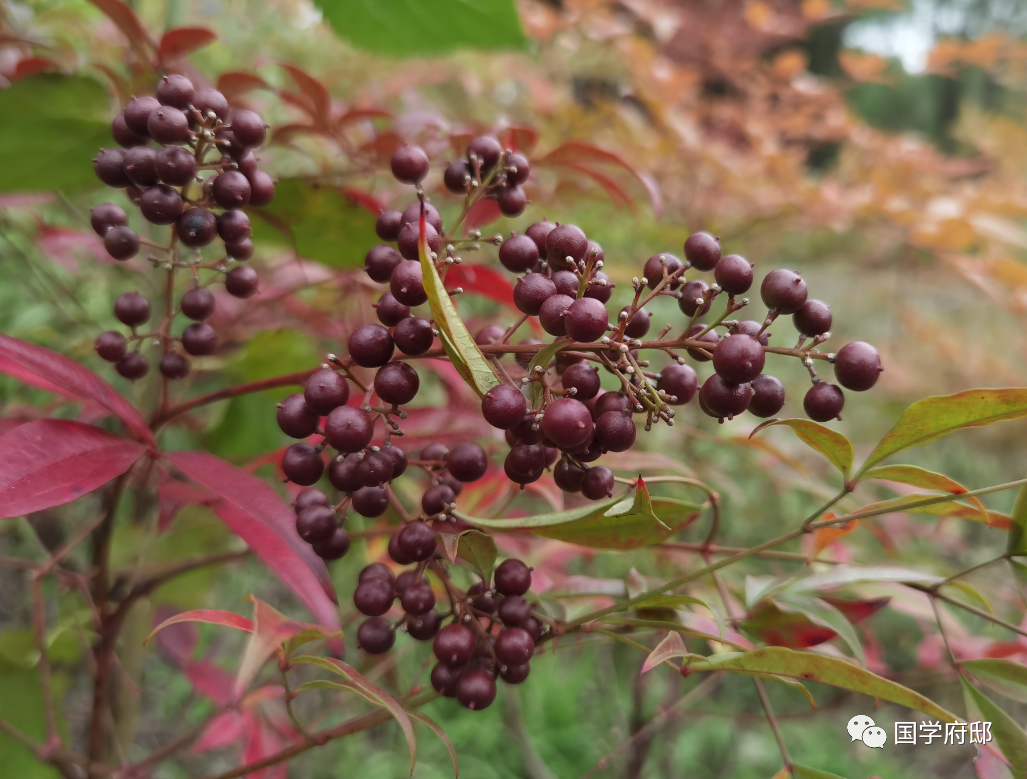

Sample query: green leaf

[687,646,958,721]
[418,220,500,398]
[1007,476,1027,557]
[793,766,849,779]
[455,490,701,549]
[962,676,1027,779]
[408,710,457,779]
[314,0,527,58]
[944,581,994,614]
[774,594,865,667]
[962,659,1027,704]
[632,594,709,611]
[456,530,497,581]
[847,493,1010,530]
[0,74,111,192]
[750,419,853,480]
[526,340,564,408]
[608,477,669,530]
[0,664,68,779]
[784,565,940,595]
[863,464,988,522]
[250,180,380,267]
[600,617,749,652]
[857,388,1027,477]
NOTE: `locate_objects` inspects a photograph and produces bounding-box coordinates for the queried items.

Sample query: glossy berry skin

[678,280,712,317]
[180,287,215,320]
[804,382,845,422]
[793,299,832,337]
[390,145,430,184]
[582,466,615,500]
[400,582,435,615]
[374,361,419,405]
[595,411,636,452]
[365,245,404,283]
[504,445,546,485]
[124,146,159,186]
[295,505,336,544]
[561,363,600,400]
[177,208,219,247]
[124,96,160,135]
[444,160,472,193]
[686,325,720,362]
[494,559,532,596]
[231,109,266,148]
[104,226,139,261]
[348,324,395,368]
[550,270,577,298]
[700,375,754,420]
[407,609,441,640]
[643,253,684,289]
[90,204,127,236]
[513,274,556,316]
[304,369,350,415]
[357,618,395,654]
[545,224,588,268]
[217,210,251,243]
[713,334,766,384]
[594,392,631,419]
[313,528,350,560]
[497,186,527,217]
[324,406,374,453]
[554,458,586,492]
[278,394,319,439]
[246,170,276,207]
[498,595,532,627]
[456,670,497,710]
[565,297,609,342]
[329,455,363,493]
[525,220,556,259]
[393,317,434,355]
[495,627,535,666]
[95,331,127,363]
[153,145,196,186]
[467,135,502,172]
[114,292,151,327]
[390,260,428,307]
[749,375,786,418]
[761,269,808,314]
[621,306,651,339]
[482,384,528,430]
[715,254,754,295]
[434,624,476,666]
[111,113,147,147]
[542,398,594,451]
[360,563,395,585]
[398,522,437,562]
[156,74,194,108]
[352,486,389,517]
[431,662,465,697]
[159,353,190,380]
[397,220,439,261]
[475,324,505,346]
[684,231,721,271]
[501,663,530,684]
[422,484,455,516]
[140,184,183,225]
[212,171,251,209]
[387,531,413,567]
[402,202,443,234]
[295,488,328,511]
[94,148,130,187]
[507,151,531,185]
[181,322,218,356]
[833,341,882,391]
[537,294,571,336]
[585,270,614,303]
[115,353,149,381]
[375,209,403,241]
[499,234,539,273]
[657,363,698,405]
[281,443,324,486]
[147,107,190,144]
[193,87,229,120]
[729,320,770,346]
[448,442,488,482]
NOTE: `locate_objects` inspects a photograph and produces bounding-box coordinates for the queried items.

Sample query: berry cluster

[91,74,274,381]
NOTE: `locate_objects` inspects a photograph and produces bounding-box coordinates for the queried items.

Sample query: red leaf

[822,596,891,624]
[157,478,214,533]
[445,264,516,309]
[193,710,249,753]
[0,419,23,438]
[0,420,144,519]
[499,126,539,153]
[86,0,155,50]
[270,122,321,146]
[538,141,663,217]
[464,199,503,231]
[184,660,236,706]
[159,27,217,63]
[152,606,198,664]
[335,107,392,129]
[279,64,332,128]
[340,187,385,217]
[554,161,634,210]
[12,57,57,80]
[0,335,156,447]
[147,608,255,640]
[216,72,272,103]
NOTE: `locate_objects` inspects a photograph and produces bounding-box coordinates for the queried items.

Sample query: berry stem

[446,150,508,239]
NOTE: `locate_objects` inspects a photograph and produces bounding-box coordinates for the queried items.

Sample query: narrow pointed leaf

[146,609,254,643]
[600,618,751,651]
[962,660,1027,704]
[1007,476,1027,557]
[642,631,688,673]
[408,710,457,779]
[775,595,865,667]
[750,419,853,479]
[456,530,497,580]
[962,676,1027,778]
[848,493,1009,529]
[159,27,217,61]
[234,596,329,698]
[608,477,668,530]
[857,389,1027,477]
[785,565,941,594]
[863,464,988,522]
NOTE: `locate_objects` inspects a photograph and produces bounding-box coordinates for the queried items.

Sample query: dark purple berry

[729,320,770,346]
[212,171,251,209]
[156,74,194,109]
[90,203,127,236]
[513,274,556,316]
[225,266,259,299]
[657,363,698,405]
[313,527,350,560]
[295,505,336,544]
[715,254,754,295]
[374,362,419,405]
[482,384,528,430]
[295,488,328,511]
[95,331,127,362]
[390,260,427,307]
[365,245,404,283]
[539,294,574,336]
[375,293,410,328]
[375,209,403,241]
[749,375,786,418]
[595,411,635,452]
[456,669,497,710]
[594,392,631,419]
[139,184,183,225]
[713,334,765,384]
[621,306,651,339]
[434,624,476,666]
[584,270,614,303]
[500,663,530,684]
[509,413,544,445]
[407,610,441,641]
[349,324,395,368]
[282,443,324,486]
[448,443,488,482]
[553,458,586,492]
[115,352,149,380]
[400,582,435,615]
[111,113,147,147]
[147,107,190,144]
[391,145,430,184]
[561,363,600,400]
[678,280,712,317]
[545,224,588,268]
[684,231,721,271]
[247,170,276,207]
[398,522,437,562]
[360,563,395,584]
[444,159,472,193]
[388,529,412,564]
[497,185,527,217]
[304,369,350,415]
[193,88,229,120]
[699,376,754,420]
[401,202,443,235]
[833,342,882,391]
[498,595,532,627]
[278,394,319,438]
[94,148,130,188]
[422,484,455,516]
[352,486,389,517]
[176,207,218,247]
[114,292,150,327]
[542,398,593,451]
[495,627,534,666]
[495,559,532,596]
[760,269,808,314]
[507,152,530,186]
[394,317,434,355]
[432,661,465,697]
[231,110,266,148]
[582,466,615,500]
[124,96,160,135]
[397,220,439,261]
[565,297,609,342]
[475,324,506,346]
[525,220,556,260]
[328,455,363,493]
[324,406,375,452]
[793,299,832,337]
[551,270,578,298]
[123,146,159,186]
[643,253,684,289]
[421,443,448,462]
[467,135,502,172]
[159,353,190,379]
[804,382,845,422]
[357,617,394,654]
[504,444,546,485]
[685,324,719,362]
[217,209,251,242]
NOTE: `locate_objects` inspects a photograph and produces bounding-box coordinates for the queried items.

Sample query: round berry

[621,306,651,339]
[684,231,721,271]
[513,273,556,316]
[524,220,556,261]
[328,455,362,493]
[304,369,350,415]
[375,209,403,241]
[360,563,395,585]
[421,443,448,462]
[495,627,534,666]
[193,87,229,120]
[699,375,754,420]
[508,414,544,445]
[115,352,149,381]
[246,170,276,207]
[761,269,808,314]
[833,341,882,392]
[391,145,430,184]
[374,362,420,406]
[176,288,214,324]
[95,331,127,363]
[475,324,506,346]
[561,362,600,400]
[156,74,194,108]
[539,294,574,336]
[374,293,410,328]
[225,266,259,299]
[729,320,770,346]
[281,443,324,486]
[114,292,151,328]
[507,152,531,186]
[657,363,698,405]
[386,530,412,566]
[111,113,148,147]
[495,559,532,596]
[467,135,502,172]
[678,280,712,317]
[585,270,614,303]
[382,445,408,479]
[713,334,765,384]
[159,353,190,380]
[643,253,684,289]
[324,406,375,452]
[550,270,578,298]
[523,617,543,641]
[295,488,328,511]
[313,527,351,560]
[278,394,319,439]
[140,184,183,225]
[500,663,530,684]
[407,610,441,641]
[390,260,427,307]
[456,669,497,710]
[210,171,250,210]
[448,443,488,482]
[793,299,832,337]
[394,317,434,355]
[498,595,532,627]
[124,96,160,135]
[400,582,435,615]
[715,254,754,295]
[397,220,439,261]
[398,522,437,562]
[542,398,593,451]
[295,505,336,544]
[497,185,527,217]
[147,107,190,144]
[422,484,455,516]
[231,110,266,148]
[348,324,395,368]
[553,458,586,492]
[217,209,251,242]
[482,384,528,430]
[582,466,615,500]
[352,486,389,517]
[357,617,395,654]
[434,624,476,666]
[685,324,719,362]
[103,226,139,261]
[176,207,218,247]
[123,146,159,187]
[468,581,497,613]
[594,392,631,419]
[431,662,465,697]
[365,245,404,283]
[565,297,609,343]
[151,146,194,187]
[504,444,546,485]
[401,202,443,235]
[749,375,786,418]
[545,224,588,268]
[444,159,472,193]
[595,411,635,452]
[804,382,845,422]
[94,148,130,188]
[90,203,127,237]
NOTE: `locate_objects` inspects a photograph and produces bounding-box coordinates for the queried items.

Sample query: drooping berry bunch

[91,74,274,382]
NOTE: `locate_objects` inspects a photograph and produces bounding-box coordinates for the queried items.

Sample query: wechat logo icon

[847,715,887,748]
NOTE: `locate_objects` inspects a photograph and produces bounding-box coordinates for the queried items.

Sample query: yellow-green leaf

[962,676,1027,779]
[775,594,865,667]
[456,530,497,581]
[962,659,1027,704]
[863,464,988,522]
[408,710,458,779]
[750,419,853,480]
[848,494,1010,530]
[1007,476,1027,557]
